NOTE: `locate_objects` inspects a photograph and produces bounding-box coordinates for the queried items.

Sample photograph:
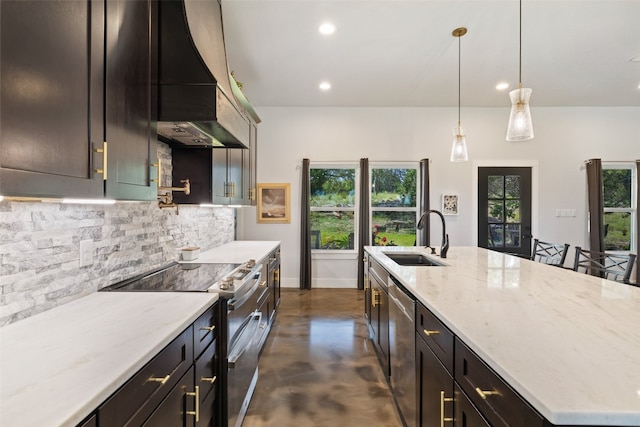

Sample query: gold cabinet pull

[259,280,267,288]
[151,158,161,183]
[201,375,217,384]
[186,385,200,422]
[424,329,441,336]
[440,390,454,427]
[372,290,380,307]
[475,387,500,400]
[249,187,256,201]
[274,269,280,282]
[199,325,216,332]
[93,141,108,180]
[147,374,170,385]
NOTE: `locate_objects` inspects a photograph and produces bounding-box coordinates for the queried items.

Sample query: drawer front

[454,339,544,427]
[99,326,194,426]
[195,340,218,427]
[416,302,454,374]
[193,303,218,358]
[369,257,389,289]
[454,383,491,427]
[143,366,195,427]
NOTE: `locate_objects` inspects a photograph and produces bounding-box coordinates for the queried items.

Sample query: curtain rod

[300,159,432,164]
[584,160,638,164]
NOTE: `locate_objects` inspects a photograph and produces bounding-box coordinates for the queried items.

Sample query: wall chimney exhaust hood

[157,0,255,148]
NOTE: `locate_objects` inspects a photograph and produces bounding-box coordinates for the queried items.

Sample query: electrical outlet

[79,240,94,267]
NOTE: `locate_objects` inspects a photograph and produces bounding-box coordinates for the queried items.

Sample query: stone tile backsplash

[0,143,235,326]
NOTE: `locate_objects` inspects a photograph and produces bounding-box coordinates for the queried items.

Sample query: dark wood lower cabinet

[454,383,491,427]
[143,366,195,427]
[416,332,454,427]
[91,302,220,427]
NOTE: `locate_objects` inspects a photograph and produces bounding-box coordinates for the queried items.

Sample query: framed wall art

[257,183,291,223]
[441,194,459,215]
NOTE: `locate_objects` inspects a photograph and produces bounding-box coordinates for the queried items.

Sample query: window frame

[369,162,420,247]
[602,162,637,254]
[309,162,359,254]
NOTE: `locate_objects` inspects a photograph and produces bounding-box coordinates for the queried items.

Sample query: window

[310,165,357,250]
[603,164,637,253]
[370,165,419,247]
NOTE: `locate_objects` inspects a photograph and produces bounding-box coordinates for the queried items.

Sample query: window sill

[311,250,358,260]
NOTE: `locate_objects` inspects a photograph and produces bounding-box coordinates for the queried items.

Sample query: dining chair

[530,239,570,267]
[572,247,637,284]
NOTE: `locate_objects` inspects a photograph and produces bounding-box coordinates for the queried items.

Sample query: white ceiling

[220,0,640,108]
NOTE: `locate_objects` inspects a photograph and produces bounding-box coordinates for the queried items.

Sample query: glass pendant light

[450,27,468,162]
[506,0,534,141]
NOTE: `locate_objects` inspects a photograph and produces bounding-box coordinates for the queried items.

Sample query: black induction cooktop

[101,262,241,292]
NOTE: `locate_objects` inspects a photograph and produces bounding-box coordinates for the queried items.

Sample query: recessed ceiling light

[319,81,331,91]
[319,22,336,35]
[496,82,510,91]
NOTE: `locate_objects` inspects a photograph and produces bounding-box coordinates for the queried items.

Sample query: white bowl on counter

[180,247,200,261]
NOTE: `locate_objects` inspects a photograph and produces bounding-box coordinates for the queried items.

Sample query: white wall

[237,106,640,288]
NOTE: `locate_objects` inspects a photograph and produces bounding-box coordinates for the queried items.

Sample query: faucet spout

[416,209,449,258]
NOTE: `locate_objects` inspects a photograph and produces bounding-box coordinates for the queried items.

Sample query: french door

[478,167,532,258]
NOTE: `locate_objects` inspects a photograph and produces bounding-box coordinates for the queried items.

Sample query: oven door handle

[228,270,262,311]
[228,311,262,368]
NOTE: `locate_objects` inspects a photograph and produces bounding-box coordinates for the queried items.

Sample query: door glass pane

[488,176,504,198]
[310,168,355,207]
[371,168,417,208]
[505,175,520,198]
[310,211,355,249]
[505,224,521,247]
[505,200,520,223]
[488,224,504,247]
[604,212,632,251]
[372,211,417,246]
[488,201,504,223]
[603,169,632,208]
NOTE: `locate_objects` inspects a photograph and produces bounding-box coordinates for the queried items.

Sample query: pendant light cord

[518,0,522,87]
[458,32,461,126]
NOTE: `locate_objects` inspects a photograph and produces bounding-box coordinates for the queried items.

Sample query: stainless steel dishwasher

[388,275,416,427]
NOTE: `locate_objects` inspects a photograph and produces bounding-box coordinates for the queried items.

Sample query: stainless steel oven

[101,259,264,427]
[220,265,263,427]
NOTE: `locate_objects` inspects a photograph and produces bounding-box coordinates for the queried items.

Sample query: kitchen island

[365,246,640,426]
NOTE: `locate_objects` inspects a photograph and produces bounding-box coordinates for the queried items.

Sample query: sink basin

[383,252,446,267]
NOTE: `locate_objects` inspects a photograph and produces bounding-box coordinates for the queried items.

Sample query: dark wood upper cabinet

[104,0,158,200]
[0,0,105,198]
[0,0,157,200]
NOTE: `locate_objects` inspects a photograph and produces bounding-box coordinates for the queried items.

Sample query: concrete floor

[242,288,403,427]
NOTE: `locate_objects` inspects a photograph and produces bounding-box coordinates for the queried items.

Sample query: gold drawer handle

[440,391,454,427]
[199,325,216,332]
[424,329,440,336]
[475,387,500,400]
[148,375,170,385]
[186,386,200,422]
[201,375,217,384]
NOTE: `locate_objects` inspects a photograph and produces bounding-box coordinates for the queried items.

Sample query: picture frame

[441,194,459,215]
[257,183,291,223]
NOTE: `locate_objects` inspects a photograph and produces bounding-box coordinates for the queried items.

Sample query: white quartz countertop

[181,240,280,264]
[365,246,640,426]
[0,292,218,427]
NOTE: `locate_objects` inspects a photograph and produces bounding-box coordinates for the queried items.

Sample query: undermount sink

[383,252,446,267]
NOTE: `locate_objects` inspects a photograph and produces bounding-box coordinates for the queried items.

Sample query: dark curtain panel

[419,159,431,246]
[586,158,605,254]
[357,158,370,290]
[300,159,312,289]
[636,160,640,282]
